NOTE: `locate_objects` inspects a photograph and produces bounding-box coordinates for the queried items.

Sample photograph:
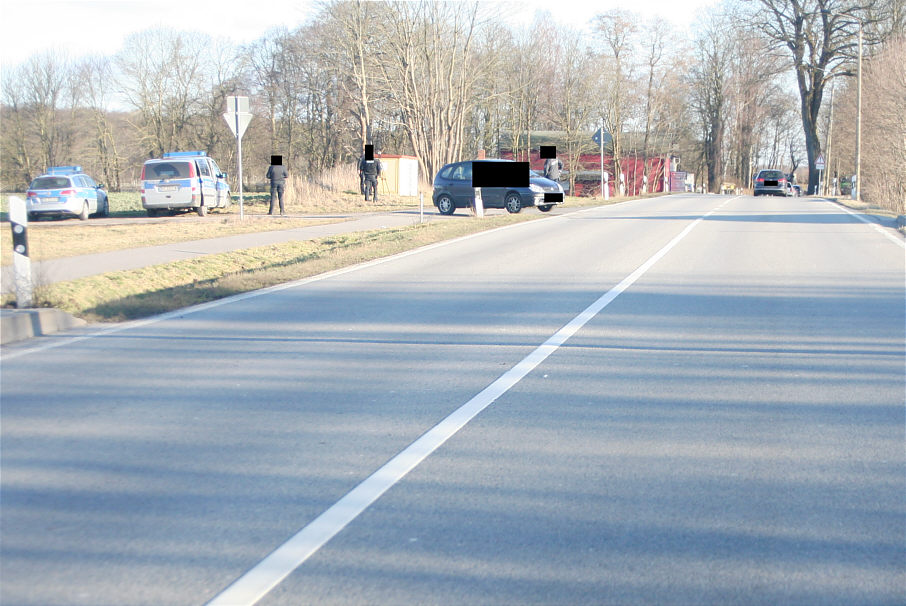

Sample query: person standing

[359,146,381,202]
[266,155,289,215]
[543,155,563,182]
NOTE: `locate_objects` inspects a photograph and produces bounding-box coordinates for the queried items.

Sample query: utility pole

[854,21,863,202]
[824,82,835,196]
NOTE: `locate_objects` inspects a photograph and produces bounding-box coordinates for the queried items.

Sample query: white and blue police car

[141,151,231,217]
[25,166,109,221]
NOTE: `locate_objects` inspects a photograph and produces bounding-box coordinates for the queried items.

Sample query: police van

[141,151,231,216]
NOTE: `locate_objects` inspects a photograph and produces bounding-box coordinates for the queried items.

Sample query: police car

[25,166,109,221]
[141,151,231,217]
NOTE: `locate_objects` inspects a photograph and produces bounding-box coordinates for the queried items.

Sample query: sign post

[8,196,32,308]
[592,123,612,200]
[223,96,252,219]
[815,153,826,196]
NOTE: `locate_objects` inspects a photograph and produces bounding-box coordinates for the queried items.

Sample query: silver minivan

[141,151,231,216]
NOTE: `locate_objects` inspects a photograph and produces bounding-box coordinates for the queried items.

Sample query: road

[1,194,903,605]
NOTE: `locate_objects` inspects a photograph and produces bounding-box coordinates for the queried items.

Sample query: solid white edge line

[205,197,735,606]
[827,199,906,248]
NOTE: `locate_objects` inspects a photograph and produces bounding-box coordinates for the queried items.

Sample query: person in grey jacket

[543,156,563,182]
[266,155,289,215]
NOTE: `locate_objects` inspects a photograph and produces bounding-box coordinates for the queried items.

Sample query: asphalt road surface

[2,194,904,605]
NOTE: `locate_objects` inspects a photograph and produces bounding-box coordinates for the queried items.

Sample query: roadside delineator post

[8,196,33,308]
[473,187,484,218]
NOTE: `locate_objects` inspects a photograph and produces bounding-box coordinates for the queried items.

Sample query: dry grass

[0,215,347,264]
[20,213,539,322]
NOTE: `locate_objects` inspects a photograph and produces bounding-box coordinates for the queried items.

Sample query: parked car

[141,151,231,217]
[753,169,791,197]
[25,166,109,221]
[432,159,564,215]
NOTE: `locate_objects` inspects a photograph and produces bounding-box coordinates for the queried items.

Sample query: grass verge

[0,189,420,264]
[8,213,540,323]
[0,215,349,264]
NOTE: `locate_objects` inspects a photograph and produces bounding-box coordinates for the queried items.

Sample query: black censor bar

[472,161,529,188]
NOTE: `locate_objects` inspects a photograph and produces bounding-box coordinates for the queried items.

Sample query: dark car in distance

[753,169,792,197]
[432,159,564,215]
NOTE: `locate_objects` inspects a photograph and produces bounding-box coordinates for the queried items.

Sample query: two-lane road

[2,194,903,605]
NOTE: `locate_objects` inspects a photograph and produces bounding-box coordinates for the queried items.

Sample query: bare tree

[510,18,556,161]
[553,28,598,195]
[640,19,668,175]
[594,11,638,191]
[76,56,123,190]
[23,51,74,172]
[1,64,36,188]
[689,13,732,192]
[375,0,486,182]
[246,29,288,155]
[319,1,378,154]
[860,35,906,212]
[118,28,209,158]
[726,27,778,186]
[750,0,889,194]
[193,38,244,173]
[833,34,906,212]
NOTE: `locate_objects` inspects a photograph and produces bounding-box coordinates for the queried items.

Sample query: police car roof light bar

[163,151,207,158]
[47,166,82,175]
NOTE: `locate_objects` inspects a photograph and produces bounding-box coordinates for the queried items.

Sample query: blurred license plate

[158,185,178,192]
[765,180,778,186]
[41,197,57,203]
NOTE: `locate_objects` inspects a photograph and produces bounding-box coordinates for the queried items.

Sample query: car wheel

[505,193,522,214]
[197,204,207,217]
[436,195,455,215]
[537,204,553,212]
[101,196,110,217]
[78,202,89,221]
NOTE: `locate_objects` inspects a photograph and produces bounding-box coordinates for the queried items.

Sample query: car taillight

[188,163,195,178]
[26,190,36,197]
[141,165,146,180]
[59,189,75,195]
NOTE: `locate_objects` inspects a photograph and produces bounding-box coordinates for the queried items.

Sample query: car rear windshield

[30,177,71,189]
[759,170,785,179]
[145,162,192,179]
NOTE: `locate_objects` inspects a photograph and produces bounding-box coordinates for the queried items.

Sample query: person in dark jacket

[359,148,382,202]
[266,155,289,215]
